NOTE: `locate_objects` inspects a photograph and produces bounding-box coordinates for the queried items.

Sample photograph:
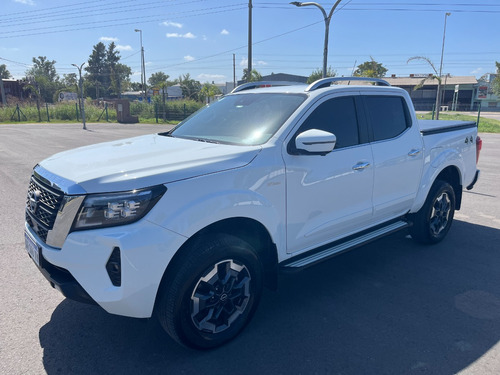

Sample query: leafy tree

[148,72,170,88]
[178,73,202,101]
[353,58,388,78]
[24,56,60,102]
[84,42,132,98]
[241,69,262,82]
[199,83,221,103]
[492,61,500,97]
[85,42,107,97]
[0,64,12,79]
[307,66,336,84]
[110,63,132,98]
[61,73,78,89]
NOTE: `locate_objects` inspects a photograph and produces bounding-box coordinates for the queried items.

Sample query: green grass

[418,112,500,133]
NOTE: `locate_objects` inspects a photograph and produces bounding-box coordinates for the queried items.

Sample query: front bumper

[25,219,187,318]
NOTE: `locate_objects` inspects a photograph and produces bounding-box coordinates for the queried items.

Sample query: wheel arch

[155,217,279,311]
[435,165,462,210]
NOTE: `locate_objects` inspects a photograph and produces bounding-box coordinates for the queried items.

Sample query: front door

[283,94,374,254]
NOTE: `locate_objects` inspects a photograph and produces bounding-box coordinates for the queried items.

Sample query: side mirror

[295,129,336,155]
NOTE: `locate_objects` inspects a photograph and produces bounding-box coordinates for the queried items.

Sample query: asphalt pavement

[1,123,499,374]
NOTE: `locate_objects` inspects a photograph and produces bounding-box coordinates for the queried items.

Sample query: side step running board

[282,220,409,270]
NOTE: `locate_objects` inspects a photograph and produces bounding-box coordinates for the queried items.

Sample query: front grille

[26,175,65,243]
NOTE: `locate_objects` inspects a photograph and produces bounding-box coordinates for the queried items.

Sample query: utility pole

[135,29,147,102]
[72,62,86,130]
[233,54,236,89]
[436,12,451,120]
[247,0,252,82]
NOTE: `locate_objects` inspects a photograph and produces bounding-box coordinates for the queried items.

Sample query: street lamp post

[436,12,451,120]
[135,29,147,101]
[72,62,86,130]
[290,0,343,78]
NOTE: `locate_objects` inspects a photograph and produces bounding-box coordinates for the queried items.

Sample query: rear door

[363,93,424,222]
[283,93,374,254]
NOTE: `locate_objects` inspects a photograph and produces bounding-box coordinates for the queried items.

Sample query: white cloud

[15,0,35,5]
[100,36,119,42]
[239,58,267,67]
[116,45,132,51]
[471,67,483,75]
[166,32,196,39]
[197,74,226,83]
[162,21,183,28]
[221,29,229,35]
[202,35,208,41]
[184,55,195,62]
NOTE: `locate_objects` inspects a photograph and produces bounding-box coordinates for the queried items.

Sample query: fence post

[105,103,109,122]
[75,103,79,121]
[431,103,436,120]
[46,103,50,122]
[476,101,482,128]
[155,102,158,124]
[17,104,21,122]
[183,103,186,118]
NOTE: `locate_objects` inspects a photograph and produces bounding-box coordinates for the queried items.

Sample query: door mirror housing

[295,129,336,155]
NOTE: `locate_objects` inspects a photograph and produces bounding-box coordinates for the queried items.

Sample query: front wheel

[155,234,263,349]
[409,180,456,244]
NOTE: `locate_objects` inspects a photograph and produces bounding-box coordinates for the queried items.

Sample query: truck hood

[39,134,261,193]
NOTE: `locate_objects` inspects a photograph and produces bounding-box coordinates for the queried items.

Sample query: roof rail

[231,81,305,94]
[306,77,391,92]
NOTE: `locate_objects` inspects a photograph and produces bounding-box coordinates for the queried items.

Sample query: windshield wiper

[195,138,220,144]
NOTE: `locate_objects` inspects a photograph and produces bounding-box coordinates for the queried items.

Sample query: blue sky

[1,0,499,84]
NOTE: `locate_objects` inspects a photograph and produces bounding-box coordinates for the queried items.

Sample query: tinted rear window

[365,96,410,141]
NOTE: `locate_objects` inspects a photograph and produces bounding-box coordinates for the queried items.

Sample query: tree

[307,66,336,84]
[25,56,60,102]
[178,73,202,101]
[407,56,443,119]
[0,64,12,79]
[85,42,107,97]
[354,58,388,78]
[199,83,221,103]
[492,61,500,97]
[241,69,262,82]
[148,72,170,88]
[85,42,132,98]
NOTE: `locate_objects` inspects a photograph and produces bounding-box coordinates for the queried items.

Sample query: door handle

[352,162,370,171]
[408,149,421,157]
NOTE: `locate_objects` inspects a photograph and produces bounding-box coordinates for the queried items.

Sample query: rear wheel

[155,234,263,349]
[410,180,455,244]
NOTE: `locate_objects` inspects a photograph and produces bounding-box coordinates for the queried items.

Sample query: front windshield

[169,93,306,145]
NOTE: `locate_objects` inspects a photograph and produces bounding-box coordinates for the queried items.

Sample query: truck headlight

[73,185,167,230]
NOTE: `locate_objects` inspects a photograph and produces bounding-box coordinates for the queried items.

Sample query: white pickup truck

[24,77,481,349]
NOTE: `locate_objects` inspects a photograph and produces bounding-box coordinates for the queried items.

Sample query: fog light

[106,247,121,287]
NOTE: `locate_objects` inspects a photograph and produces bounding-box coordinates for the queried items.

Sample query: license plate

[25,232,40,268]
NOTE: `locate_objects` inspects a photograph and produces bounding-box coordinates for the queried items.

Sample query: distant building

[473,74,499,111]
[384,75,478,111]
[1,79,26,102]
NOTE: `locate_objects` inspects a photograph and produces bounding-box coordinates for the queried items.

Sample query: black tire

[409,180,455,245]
[155,233,263,349]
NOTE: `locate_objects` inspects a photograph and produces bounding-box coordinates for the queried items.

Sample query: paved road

[1,123,499,374]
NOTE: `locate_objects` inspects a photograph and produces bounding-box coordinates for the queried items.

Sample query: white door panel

[284,145,374,254]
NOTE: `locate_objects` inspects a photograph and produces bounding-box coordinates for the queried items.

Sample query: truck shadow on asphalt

[39,220,500,374]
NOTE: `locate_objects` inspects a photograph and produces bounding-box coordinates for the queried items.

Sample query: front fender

[147,165,286,253]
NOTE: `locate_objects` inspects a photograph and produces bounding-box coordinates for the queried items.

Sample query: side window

[364,96,411,141]
[297,96,360,149]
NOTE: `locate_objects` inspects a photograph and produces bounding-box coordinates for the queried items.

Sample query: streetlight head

[290,2,303,7]
[134,29,141,32]
[446,12,451,16]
